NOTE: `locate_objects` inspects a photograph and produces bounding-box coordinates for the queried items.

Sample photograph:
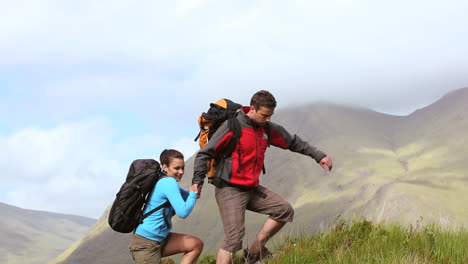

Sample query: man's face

[248,106,274,127]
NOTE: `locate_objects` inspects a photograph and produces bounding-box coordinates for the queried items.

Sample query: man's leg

[246,186,294,259]
[248,218,285,257]
[215,186,250,264]
[216,248,234,264]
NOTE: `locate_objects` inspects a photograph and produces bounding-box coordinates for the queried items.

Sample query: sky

[1,0,468,219]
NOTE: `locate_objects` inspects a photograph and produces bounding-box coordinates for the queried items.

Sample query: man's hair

[160,149,184,166]
[250,90,277,110]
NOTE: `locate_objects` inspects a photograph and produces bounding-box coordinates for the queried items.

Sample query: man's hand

[190,184,203,198]
[319,156,333,171]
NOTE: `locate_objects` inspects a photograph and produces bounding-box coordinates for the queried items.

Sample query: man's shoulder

[267,121,285,131]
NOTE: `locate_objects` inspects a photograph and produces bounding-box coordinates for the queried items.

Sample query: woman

[129,149,203,264]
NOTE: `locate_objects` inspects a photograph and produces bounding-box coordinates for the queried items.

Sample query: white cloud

[0,117,175,218]
[114,133,167,161]
[0,118,112,180]
[170,136,200,160]
[2,0,468,115]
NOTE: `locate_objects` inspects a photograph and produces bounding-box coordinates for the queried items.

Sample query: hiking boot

[243,247,275,264]
[259,247,274,259]
[243,248,260,264]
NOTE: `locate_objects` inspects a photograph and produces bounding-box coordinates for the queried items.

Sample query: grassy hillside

[196,219,468,264]
[55,87,468,262]
[0,202,95,264]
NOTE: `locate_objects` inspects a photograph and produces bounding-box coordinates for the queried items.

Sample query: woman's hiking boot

[243,247,275,264]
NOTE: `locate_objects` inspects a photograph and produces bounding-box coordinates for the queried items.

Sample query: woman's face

[162,158,185,182]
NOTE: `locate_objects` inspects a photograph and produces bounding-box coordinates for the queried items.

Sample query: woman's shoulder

[156,176,177,186]
[154,177,178,196]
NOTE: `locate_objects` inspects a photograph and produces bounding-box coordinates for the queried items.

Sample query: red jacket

[192,107,326,187]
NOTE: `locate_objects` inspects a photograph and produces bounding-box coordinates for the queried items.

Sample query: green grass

[194,218,468,264]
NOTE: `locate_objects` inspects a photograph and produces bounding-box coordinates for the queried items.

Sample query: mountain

[53,87,468,263]
[0,202,95,264]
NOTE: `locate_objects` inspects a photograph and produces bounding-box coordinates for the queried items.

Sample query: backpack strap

[140,201,171,226]
[265,123,271,147]
[139,174,172,228]
[262,123,271,174]
[226,117,241,152]
[226,117,242,173]
[194,132,201,142]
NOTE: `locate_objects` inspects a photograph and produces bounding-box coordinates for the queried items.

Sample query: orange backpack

[194,99,242,183]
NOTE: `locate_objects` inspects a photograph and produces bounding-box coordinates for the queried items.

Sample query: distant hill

[0,202,95,264]
[53,87,468,263]
[49,206,133,264]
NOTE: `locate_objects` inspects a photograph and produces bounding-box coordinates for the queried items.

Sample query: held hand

[319,156,333,171]
[190,184,203,199]
[197,184,203,198]
[189,184,198,193]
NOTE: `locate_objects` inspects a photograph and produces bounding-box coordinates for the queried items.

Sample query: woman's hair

[160,149,184,166]
[250,90,277,110]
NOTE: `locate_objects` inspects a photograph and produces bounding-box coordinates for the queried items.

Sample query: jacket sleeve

[160,178,197,219]
[179,187,190,200]
[192,121,234,185]
[268,122,327,163]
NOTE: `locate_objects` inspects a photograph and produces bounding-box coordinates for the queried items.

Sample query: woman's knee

[195,237,204,252]
[188,236,204,253]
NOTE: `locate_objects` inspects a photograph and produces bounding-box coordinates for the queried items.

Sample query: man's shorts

[215,185,294,253]
[128,233,171,264]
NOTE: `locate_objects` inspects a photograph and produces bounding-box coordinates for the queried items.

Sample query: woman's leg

[129,234,162,264]
[162,233,204,264]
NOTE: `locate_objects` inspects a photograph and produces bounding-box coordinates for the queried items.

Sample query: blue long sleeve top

[135,176,197,242]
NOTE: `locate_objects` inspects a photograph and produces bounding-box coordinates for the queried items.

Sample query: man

[192,90,332,264]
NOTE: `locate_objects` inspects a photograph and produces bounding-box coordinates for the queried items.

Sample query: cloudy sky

[1,0,467,219]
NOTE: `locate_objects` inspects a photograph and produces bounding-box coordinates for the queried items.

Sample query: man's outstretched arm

[268,122,332,170]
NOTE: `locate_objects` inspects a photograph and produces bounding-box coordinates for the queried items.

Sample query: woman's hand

[190,184,203,198]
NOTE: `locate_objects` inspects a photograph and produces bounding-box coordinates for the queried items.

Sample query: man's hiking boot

[243,247,275,264]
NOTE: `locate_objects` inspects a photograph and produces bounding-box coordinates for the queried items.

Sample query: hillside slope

[0,202,95,264]
[50,206,133,264]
